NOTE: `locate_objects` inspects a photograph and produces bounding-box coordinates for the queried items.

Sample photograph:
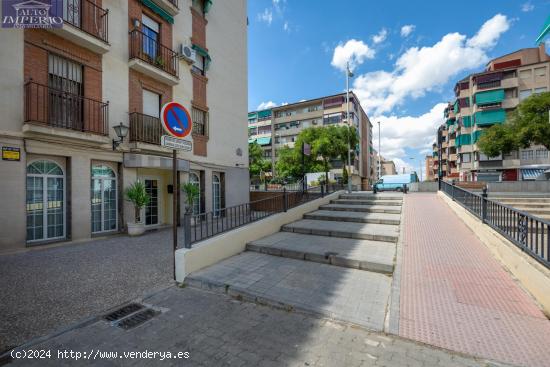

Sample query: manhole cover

[117,309,158,330]
[103,303,144,322]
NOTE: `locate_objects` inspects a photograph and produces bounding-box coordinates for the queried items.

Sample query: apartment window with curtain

[142,89,161,118]
[192,54,206,75]
[142,14,160,60]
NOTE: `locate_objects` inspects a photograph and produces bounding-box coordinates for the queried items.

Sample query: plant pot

[127,222,145,236]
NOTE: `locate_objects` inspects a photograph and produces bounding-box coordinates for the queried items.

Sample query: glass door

[26,161,65,242]
[212,174,221,217]
[144,179,159,225]
[91,165,117,233]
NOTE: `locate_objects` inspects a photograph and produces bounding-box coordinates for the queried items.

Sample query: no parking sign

[160,102,193,151]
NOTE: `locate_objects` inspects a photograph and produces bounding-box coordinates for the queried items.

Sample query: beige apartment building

[248,92,375,186]
[0,0,248,252]
[425,155,436,181]
[432,44,550,182]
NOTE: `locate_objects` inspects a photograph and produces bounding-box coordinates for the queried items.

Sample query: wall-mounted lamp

[133,18,141,29]
[112,122,129,150]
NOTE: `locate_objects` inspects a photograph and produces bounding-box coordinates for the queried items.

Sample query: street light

[112,122,129,150]
[346,61,354,193]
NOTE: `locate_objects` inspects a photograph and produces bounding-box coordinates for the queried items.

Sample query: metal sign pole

[173,149,177,280]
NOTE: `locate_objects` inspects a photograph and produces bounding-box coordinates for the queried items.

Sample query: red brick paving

[400,194,550,367]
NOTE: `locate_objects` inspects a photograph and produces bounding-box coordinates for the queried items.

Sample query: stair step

[320,203,402,214]
[332,199,402,206]
[186,252,392,331]
[304,210,401,225]
[493,202,550,209]
[282,219,399,243]
[246,232,395,274]
[339,194,403,201]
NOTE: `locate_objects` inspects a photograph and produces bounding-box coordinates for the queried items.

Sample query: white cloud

[351,14,510,115]
[257,8,273,25]
[467,14,509,48]
[331,39,375,72]
[372,103,446,164]
[521,2,534,12]
[400,24,415,37]
[283,21,290,32]
[257,101,277,110]
[392,158,414,174]
[372,28,388,44]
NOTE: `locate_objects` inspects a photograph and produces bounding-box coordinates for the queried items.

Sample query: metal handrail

[129,29,179,77]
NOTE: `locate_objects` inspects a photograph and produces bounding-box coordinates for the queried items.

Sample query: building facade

[425,155,436,181]
[248,92,374,186]
[0,0,248,252]
[431,44,550,182]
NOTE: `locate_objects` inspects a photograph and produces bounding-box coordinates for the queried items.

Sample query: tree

[248,142,271,180]
[478,92,550,157]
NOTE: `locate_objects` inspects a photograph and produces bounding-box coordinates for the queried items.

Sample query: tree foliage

[275,125,359,182]
[478,92,550,156]
[248,142,271,179]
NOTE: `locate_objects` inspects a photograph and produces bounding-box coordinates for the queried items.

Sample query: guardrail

[183,184,345,247]
[440,180,549,269]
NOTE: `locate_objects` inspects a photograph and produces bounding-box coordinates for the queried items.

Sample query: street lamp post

[346,62,354,193]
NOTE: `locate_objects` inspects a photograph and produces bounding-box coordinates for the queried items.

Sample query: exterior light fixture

[112,122,129,150]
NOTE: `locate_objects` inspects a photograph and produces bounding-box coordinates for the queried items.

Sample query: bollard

[481,187,488,223]
[183,213,192,249]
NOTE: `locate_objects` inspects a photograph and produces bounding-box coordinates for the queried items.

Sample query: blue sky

[247,0,550,174]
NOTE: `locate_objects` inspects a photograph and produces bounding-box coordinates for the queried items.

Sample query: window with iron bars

[192,107,209,136]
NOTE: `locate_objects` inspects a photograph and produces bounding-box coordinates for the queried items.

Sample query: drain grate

[103,303,144,322]
[117,309,158,330]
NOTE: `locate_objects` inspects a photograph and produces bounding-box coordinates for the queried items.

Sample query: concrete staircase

[186,192,403,331]
[492,196,550,220]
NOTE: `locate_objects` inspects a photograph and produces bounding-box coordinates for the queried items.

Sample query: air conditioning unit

[179,44,196,64]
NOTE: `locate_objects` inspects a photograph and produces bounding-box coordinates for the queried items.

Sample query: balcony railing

[24,81,108,135]
[129,112,163,145]
[129,29,178,77]
[63,0,109,43]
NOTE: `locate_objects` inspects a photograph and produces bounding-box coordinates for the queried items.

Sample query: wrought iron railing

[62,0,109,43]
[440,180,550,268]
[183,184,345,247]
[24,81,108,135]
[129,29,179,77]
[129,112,162,145]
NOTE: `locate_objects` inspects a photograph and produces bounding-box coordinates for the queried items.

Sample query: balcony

[24,81,109,141]
[129,112,164,146]
[129,29,179,85]
[49,0,110,54]
[449,154,457,161]
[502,97,519,109]
[151,0,179,16]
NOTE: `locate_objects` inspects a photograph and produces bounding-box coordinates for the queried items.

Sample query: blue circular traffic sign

[160,102,192,138]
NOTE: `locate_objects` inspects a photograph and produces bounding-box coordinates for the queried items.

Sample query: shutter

[143,90,160,117]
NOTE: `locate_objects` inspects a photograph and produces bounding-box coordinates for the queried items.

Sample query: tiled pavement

[400,193,550,367]
[8,287,509,367]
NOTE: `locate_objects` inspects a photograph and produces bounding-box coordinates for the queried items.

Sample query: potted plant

[181,182,200,215]
[124,181,150,236]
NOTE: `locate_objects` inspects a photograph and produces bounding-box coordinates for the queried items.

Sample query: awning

[192,44,212,69]
[257,137,271,146]
[521,168,545,180]
[248,138,256,144]
[535,15,550,44]
[140,0,174,24]
[204,0,213,14]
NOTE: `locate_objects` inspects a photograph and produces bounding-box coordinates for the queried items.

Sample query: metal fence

[440,180,550,269]
[183,184,344,247]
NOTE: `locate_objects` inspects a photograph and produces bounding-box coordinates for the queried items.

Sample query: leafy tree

[248,142,271,180]
[478,92,550,157]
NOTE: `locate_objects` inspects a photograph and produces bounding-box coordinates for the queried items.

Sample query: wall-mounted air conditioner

[179,44,196,64]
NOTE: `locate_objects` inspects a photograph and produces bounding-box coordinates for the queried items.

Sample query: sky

[247,0,550,174]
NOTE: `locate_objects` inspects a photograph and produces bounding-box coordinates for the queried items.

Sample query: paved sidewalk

[9,287,507,367]
[400,193,550,367]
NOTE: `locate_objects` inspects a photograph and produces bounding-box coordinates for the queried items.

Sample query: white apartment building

[0,0,248,252]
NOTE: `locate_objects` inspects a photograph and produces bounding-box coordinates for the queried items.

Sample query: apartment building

[248,92,374,186]
[0,0,248,252]
[432,44,550,182]
[425,155,436,181]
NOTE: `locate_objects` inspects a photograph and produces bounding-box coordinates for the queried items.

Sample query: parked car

[373,173,418,193]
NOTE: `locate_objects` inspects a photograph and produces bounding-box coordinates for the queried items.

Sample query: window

[534,87,547,94]
[48,54,83,130]
[536,148,548,159]
[307,105,321,112]
[323,112,344,125]
[192,54,206,75]
[91,165,117,234]
[521,150,534,160]
[535,67,546,77]
[26,160,65,242]
[519,69,532,80]
[519,89,532,101]
[192,107,208,136]
[461,153,471,163]
[141,14,159,60]
[189,172,201,215]
[192,0,205,15]
[143,89,161,118]
[212,173,221,216]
